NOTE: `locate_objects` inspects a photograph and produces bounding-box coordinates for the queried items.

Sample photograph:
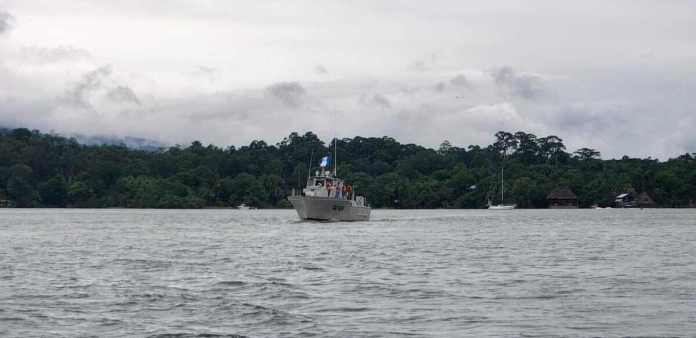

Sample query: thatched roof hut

[547,187,577,200]
[547,187,578,208]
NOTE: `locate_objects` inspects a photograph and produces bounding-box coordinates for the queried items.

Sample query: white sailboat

[488,166,516,210]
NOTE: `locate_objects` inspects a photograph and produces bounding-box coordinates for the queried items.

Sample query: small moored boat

[488,166,516,210]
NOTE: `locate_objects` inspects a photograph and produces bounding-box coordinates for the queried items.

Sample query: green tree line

[1,128,694,208]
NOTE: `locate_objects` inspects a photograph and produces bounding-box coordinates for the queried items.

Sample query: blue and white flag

[320,155,331,167]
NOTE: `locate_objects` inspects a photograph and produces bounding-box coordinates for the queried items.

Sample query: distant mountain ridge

[70,133,167,151]
[0,125,167,151]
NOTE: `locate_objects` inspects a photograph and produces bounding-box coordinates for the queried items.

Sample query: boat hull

[488,205,516,210]
[288,196,371,221]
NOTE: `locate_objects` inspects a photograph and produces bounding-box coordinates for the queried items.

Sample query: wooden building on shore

[547,187,578,209]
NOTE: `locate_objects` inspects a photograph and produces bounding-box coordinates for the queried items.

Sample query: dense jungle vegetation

[1,128,694,208]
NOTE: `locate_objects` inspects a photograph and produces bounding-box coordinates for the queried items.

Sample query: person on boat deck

[326,180,333,197]
[336,182,343,199]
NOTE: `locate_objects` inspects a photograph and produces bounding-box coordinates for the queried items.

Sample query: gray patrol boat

[288,169,371,222]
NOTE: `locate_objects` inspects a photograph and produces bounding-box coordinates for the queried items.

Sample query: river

[1,209,695,337]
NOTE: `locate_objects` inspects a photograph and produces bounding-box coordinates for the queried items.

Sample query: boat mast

[501,166,504,203]
[334,137,337,177]
[307,150,313,184]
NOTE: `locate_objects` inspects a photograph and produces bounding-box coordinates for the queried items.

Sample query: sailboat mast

[334,137,337,176]
[501,166,504,203]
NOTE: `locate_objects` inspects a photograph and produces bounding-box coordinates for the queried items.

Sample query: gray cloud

[177,93,259,122]
[550,104,629,134]
[266,81,306,108]
[449,74,469,87]
[370,94,391,109]
[61,65,142,110]
[106,86,141,105]
[408,60,427,72]
[0,10,13,34]
[315,65,328,75]
[63,65,112,108]
[191,110,249,122]
[196,65,215,74]
[434,82,446,92]
[191,65,218,81]
[492,67,543,99]
[0,97,53,129]
[20,45,92,64]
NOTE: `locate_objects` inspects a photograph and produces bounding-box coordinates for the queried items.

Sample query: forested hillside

[1,128,694,208]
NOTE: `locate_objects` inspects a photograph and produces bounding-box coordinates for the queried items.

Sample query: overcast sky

[0,1,695,159]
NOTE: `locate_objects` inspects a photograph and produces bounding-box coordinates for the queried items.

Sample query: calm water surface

[1,209,695,337]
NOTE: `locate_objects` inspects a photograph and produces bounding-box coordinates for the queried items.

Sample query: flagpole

[332,108,337,177]
[307,150,313,186]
